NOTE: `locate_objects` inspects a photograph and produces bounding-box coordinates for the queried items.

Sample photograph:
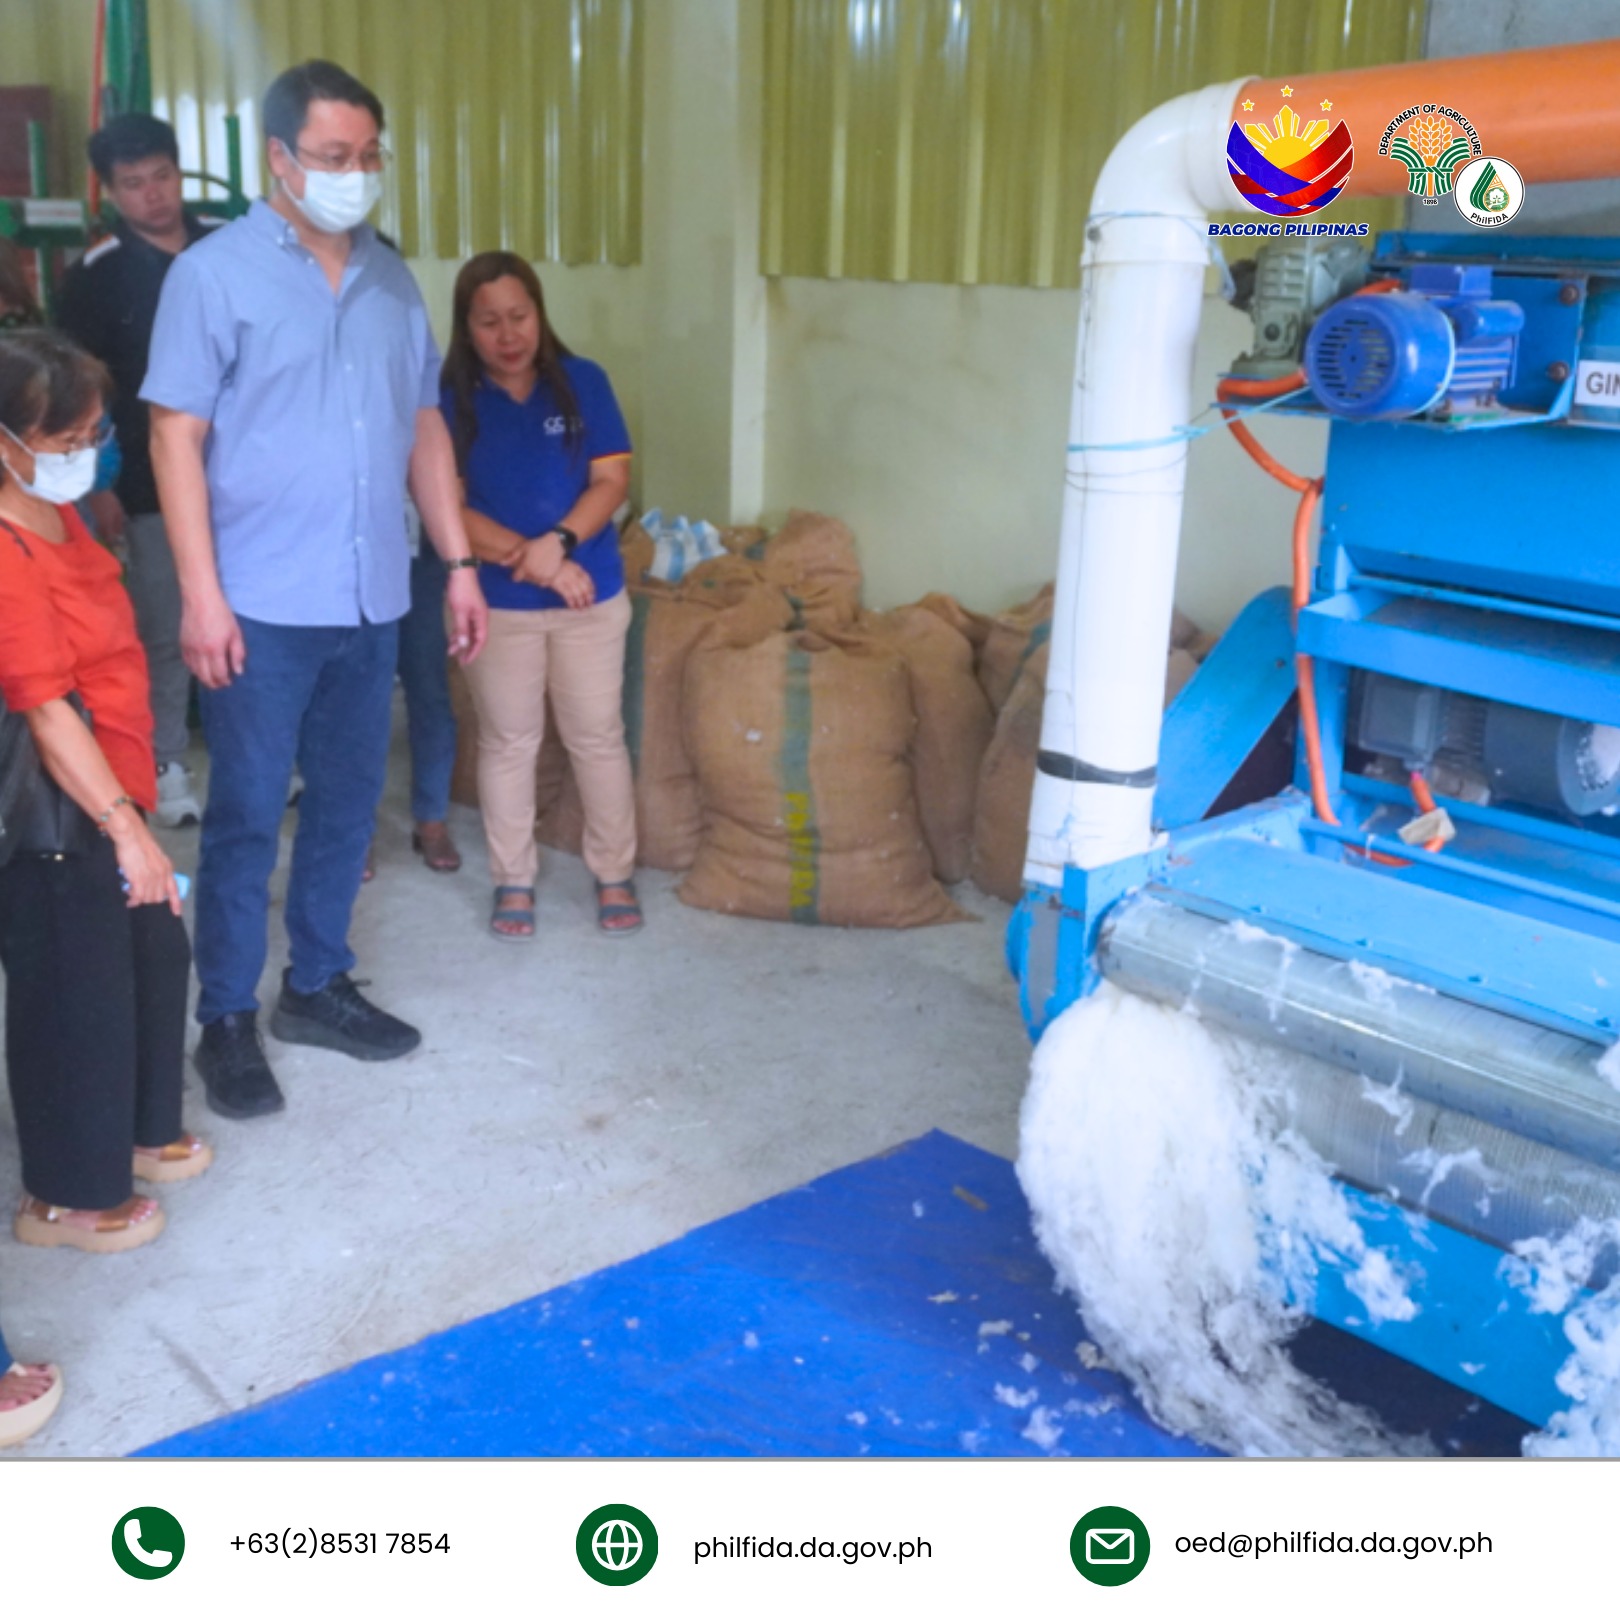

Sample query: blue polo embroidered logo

[1226,87,1354,218]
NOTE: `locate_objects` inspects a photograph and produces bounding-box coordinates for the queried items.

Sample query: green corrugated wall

[761,0,1429,287]
[147,0,642,265]
[0,0,101,196]
[4,0,1428,284]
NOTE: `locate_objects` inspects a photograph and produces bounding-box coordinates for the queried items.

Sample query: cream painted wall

[764,276,1328,627]
[403,253,1325,632]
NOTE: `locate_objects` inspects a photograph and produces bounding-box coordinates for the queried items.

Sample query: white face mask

[0,422,99,505]
[285,157,383,234]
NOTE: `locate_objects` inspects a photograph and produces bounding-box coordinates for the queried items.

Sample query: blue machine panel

[1158,817,1620,1043]
[1313,1185,1570,1430]
[1156,586,1295,830]
[1317,422,1620,616]
[1297,591,1620,725]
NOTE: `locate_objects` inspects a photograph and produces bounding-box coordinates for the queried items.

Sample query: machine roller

[1009,44,1620,1433]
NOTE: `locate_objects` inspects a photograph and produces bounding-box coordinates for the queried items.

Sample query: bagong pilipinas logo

[1226,86,1354,218]
[1378,102,1483,203]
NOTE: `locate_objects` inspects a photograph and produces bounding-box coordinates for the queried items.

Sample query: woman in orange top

[0,331,209,1275]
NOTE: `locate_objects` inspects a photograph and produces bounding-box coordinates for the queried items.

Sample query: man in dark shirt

[57,113,220,828]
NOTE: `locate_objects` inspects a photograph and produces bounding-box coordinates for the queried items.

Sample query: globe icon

[592,1519,643,1571]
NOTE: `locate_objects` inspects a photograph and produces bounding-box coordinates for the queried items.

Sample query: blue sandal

[490,886,536,941]
[595,878,644,936]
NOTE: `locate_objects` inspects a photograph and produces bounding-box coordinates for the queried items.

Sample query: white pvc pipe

[1024,79,1251,888]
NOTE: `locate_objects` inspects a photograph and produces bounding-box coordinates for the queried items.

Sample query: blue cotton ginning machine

[1010,231,1620,1428]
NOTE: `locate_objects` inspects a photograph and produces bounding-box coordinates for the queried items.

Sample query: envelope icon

[1085,1527,1135,1565]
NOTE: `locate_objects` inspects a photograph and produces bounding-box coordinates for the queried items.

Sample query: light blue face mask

[0,421,98,504]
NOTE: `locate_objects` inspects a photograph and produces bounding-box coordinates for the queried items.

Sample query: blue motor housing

[1305,292,1456,419]
[1305,264,1525,420]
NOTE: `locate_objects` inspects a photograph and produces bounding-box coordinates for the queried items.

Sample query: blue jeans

[397,549,456,824]
[195,615,399,1025]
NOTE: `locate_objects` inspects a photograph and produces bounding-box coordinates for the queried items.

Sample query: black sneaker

[270,970,421,1062]
[194,1012,286,1120]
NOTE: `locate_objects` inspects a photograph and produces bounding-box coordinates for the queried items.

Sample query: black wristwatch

[553,525,579,557]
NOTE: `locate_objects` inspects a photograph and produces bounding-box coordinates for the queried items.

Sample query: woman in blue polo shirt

[441,252,639,938]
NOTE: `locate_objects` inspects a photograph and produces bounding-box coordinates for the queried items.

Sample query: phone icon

[125,1519,173,1568]
[111,1507,185,1580]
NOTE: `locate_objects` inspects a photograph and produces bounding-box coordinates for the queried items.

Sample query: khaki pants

[463,590,636,887]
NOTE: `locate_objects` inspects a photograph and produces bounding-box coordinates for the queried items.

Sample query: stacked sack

[967,589,1214,903]
[676,513,972,928]
[452,513,1215,925]
[452,525,784,872]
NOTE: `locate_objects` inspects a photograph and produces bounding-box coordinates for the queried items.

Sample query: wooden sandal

[595,878,644,936]
[0,1363,63,1448]
[490,885,536,941]
[14,1194,165,1254]
[133,1134,214,1185]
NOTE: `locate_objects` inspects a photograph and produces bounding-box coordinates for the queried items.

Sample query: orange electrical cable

[1214,301,1433,865]
[1216,368,1316,492]
[1286,480,1414,867]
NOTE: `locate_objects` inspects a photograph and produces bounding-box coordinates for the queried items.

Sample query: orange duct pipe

[1238,40,1620,198]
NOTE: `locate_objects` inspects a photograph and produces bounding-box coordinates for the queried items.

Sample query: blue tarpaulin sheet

[140,1131,1212,1459]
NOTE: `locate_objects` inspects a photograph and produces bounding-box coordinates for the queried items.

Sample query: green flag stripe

[622,591,651,770]
[781,643,820,926]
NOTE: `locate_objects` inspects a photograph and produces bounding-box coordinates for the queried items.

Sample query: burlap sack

[969,644,1048,903]
[675,553,771,608]
[977,583,1054,714]
[720,523,769,558]
[761,510,862,629]
[622,582,795,871]
[1165,647,1199,706]
[917,591,991,651]
[969,644,1205,901]
[680,630,964,927]
[858,604,994,885]
[449,660,479,808]
[619,518,656,588]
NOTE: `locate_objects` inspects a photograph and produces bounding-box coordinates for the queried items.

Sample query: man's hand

[446,567,489,663]
[181,587,246,688]
[85,488,127,549]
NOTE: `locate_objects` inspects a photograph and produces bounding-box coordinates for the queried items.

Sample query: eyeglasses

[1,420,112,457]
[59,423,116,456]
[292,142,392,175]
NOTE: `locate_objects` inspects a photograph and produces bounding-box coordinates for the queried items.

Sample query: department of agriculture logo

[1454,156,1525,227]
[577,1503,658,1586]
[1379,101,1482,203]
[111,1506,186,1580]
[1226,85,1353,217]
[1071,1505,1150,1587]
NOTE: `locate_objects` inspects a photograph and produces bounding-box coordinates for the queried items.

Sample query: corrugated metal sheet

[762,0,1429,287]
[148,0,643,264]
[0,0,101,197]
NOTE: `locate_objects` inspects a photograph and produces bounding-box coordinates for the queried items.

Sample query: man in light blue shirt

[144,60,487,1120]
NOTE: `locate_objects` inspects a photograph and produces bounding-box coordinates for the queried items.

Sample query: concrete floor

[0,700,1031,1457]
